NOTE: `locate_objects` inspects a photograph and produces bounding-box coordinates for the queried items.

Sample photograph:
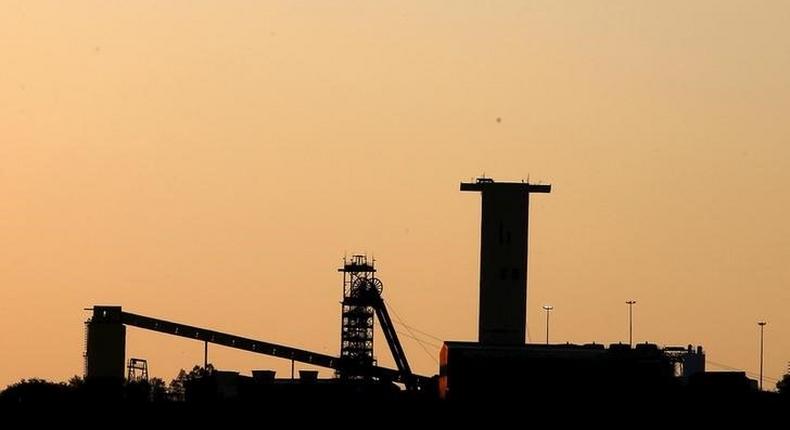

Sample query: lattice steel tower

[338,254,381,374]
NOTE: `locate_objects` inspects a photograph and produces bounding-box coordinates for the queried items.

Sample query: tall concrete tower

[85,306,126,381]
[461,178,551,345]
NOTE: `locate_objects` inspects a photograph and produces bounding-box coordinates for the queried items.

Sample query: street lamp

[758,321,767,391]
[542,305,553,345]
[626,300,636,347]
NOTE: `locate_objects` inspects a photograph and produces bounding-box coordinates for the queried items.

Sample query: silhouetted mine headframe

[337,255,415,389]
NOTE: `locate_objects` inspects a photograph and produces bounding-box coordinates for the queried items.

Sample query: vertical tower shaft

[461,178,551,345]
[85,306,126,381]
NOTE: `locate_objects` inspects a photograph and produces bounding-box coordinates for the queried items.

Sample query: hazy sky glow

[1,1,789,388]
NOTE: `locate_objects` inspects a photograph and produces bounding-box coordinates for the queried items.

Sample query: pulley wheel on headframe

[370,278,383,295]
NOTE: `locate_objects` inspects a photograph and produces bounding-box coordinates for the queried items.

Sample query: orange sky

[1,1,788,389]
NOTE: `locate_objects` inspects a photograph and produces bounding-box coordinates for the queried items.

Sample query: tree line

[0,364,214,404]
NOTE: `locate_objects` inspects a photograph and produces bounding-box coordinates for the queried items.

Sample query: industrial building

[82,177,753,403]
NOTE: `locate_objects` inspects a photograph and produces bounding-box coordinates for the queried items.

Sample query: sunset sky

[1,1,788,389]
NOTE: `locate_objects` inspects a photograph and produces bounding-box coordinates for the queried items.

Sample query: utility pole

[542,305,553,344]
[626,300,636,347]
[758,321,767,391]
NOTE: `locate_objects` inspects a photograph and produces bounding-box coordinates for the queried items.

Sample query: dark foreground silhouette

[2,366,788,418]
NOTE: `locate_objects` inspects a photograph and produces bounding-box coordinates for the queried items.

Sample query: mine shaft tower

[337,254,413,386]
[338,255,379,370]
[461,177,551,345]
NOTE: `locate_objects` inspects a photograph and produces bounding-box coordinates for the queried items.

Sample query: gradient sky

[1,1,788,389]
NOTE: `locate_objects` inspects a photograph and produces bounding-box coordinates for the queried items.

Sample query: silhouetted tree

[67,375,85,389]
[169,369,188,402]
[65,375,87,401]
[777,373,790,397]
[0,378,72,404]
[150,377,168,403]
[125,379,151,403]
[168,364,217,403]
[187,363,215,379]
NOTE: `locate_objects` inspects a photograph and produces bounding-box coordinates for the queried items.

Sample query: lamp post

[542,305,553,345]
[758,321,767,391]
[626,300,636,347]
